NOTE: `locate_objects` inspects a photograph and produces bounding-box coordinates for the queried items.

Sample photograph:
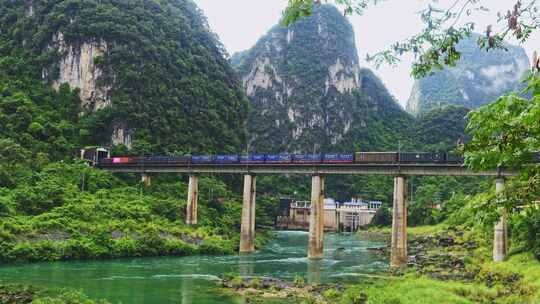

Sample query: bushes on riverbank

[0,284,109,304]
[0,162,271,263]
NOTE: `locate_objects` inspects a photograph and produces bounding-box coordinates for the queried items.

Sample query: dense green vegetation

[1,0,248,154]
[0,161,278,263]
[0,284,108,304]
[0,0,262,265]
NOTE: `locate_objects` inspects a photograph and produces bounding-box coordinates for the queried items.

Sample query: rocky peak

[406,34,530,115]
[233,4,411,152]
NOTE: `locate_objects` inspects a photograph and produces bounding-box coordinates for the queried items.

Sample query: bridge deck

[97,163,516,177]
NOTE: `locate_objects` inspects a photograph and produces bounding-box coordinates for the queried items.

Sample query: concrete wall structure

[308,175,325,259]
[391,176,408,268]
[186,175,198,225]
[240,174,257,253]
[493,178,508,262]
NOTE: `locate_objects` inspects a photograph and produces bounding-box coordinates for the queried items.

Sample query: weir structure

[99,162,515,266]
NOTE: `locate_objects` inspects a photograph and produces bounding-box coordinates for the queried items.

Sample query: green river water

[0,231,387,303]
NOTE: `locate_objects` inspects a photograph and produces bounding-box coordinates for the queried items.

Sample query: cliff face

[2,0,248,153]
[406,34,530,115]
[51,32,111,113]
[233,5,412,152]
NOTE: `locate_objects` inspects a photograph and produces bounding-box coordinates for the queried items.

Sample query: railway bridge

[97,162,516,267]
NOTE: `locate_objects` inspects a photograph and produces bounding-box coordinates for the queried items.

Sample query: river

[0,231,387,303]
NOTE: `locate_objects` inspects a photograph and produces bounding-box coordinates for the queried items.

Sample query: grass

[366,224,448,236]
[0,284,109,304]
[344,276,481,304]
[338,252,540,304]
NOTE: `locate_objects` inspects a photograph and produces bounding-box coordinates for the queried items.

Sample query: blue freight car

[292,154,322,163]
[191,155,215,164]
[323,153,354,163]
[266,154,292,163]
[240,154,266,163]
[215,155,239,163]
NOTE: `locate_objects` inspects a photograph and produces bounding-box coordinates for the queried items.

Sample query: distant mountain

[406,34,530,115]
[232,4,413,153]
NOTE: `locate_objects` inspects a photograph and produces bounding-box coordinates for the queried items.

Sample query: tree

[465,73,540,171]
[283,0,539,77]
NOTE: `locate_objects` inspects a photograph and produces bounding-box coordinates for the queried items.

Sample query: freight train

[96,152,467,166]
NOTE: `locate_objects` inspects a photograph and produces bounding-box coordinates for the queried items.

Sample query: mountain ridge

[406,33,530,115]
[232,4,413,153]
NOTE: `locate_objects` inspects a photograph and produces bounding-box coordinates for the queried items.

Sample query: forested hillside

[406,33,529,115]
[413,105,470,151]
[0,0,261,264]
[0,0,248,157]
[232,4,413,153]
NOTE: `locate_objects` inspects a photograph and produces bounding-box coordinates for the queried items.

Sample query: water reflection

[307,260,323,284]
[0,231,387,304]
[238,254,255,277]
[181,276,192,304]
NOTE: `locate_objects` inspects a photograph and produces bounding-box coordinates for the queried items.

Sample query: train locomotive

[96,152,466,166]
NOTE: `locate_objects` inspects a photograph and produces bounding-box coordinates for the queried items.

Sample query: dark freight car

[144,156,171,164]
[355,152,398,163]
[399,152,444,163]
[446,154,464,163]
[169,156,191,163]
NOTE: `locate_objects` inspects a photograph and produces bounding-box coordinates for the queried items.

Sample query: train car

[355,152,398,163]
[168,155,191,164]
[215,155,239,163]
[143,155,171,164]
[191,155,215,164]
[266,154,292,164]
[323,153,354,164]
[292,154,322,164]
[240,154,266,164]
[97,158,113,166]
[112,157,134,164]
[80,147,110,165]
[445,154,464,163]
[399,152,444,163]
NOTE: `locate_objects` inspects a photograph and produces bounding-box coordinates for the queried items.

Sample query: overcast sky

[193,0,539,107]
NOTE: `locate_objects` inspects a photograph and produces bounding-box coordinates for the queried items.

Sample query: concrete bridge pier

[186,175,199,225]
[240,174,257,253]
[141,173,151,187]
[308,175,325,260]
[391,176,408,268]
[493,178,508,262]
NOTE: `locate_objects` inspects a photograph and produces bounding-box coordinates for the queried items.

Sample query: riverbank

[0,284,108,304]
[221,225,540,304]
[0,163,276,264]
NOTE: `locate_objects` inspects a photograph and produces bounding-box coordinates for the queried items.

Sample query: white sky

[194,0,539,107]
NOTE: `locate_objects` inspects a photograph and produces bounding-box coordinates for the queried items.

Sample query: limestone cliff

[232,5,412,152]
[51,32,111,113]
[406,34,530,115]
